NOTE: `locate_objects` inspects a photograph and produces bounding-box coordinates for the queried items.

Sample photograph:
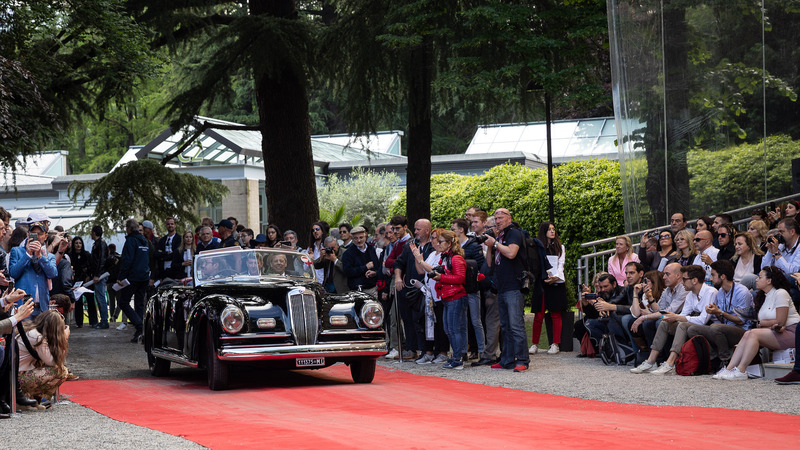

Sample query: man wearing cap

[341,226,380,297]
[216,219,237,248]
[141,220,157,244]
[9,213,58,318]
[253,233,268,248]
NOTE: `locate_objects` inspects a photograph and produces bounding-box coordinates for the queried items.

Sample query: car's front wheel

[145,319,170,377]
[206,327,229,390]
[350,359,376,384]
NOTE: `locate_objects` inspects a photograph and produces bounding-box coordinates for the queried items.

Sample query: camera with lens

[427,265,446,278]
[474,229,495,244]
[517,271,534,295]
[324,246,335,254]
[769,234,785,245]
[647,230,659,239]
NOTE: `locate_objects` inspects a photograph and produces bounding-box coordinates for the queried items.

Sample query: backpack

[463,258,480,294]
[675,335,712,376]
[512,226,551,295]
[599,334,636,366]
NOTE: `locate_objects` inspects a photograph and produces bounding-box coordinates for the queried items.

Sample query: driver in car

[200,258,222,279]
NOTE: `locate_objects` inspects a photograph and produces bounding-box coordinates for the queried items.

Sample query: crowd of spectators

[3,198,800,418]
[577,206,800,384]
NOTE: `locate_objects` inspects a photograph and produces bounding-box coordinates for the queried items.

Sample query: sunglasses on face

[659,235,671,239]
[718,233,728,238]
[312,227,321,232]
[693,238,709,242]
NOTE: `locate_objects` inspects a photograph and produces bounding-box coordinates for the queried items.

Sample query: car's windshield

[194,248,315,284]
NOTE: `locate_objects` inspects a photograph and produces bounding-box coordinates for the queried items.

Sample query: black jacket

[342,244,380,290]
[157,233,183,279]
[91,238,108,276]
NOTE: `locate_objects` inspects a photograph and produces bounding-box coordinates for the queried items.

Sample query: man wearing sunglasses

[716,223,736,261]
[9,213,58,319]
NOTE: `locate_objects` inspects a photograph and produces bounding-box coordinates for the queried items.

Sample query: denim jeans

[497,289,529,368]
[443,296,468,359]
[94,278,109,324]
[467,292,485,354]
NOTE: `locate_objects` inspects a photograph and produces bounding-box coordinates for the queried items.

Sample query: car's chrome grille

[287,293,318,345]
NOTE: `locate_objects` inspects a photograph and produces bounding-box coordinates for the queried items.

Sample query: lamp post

[527,81,555,224]
[543,91,554,224]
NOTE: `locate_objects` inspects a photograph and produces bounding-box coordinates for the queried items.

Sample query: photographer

[762,218,800,310]
[395,219,435,363]
[0,292,35,416]
[313,236,348,294]
[9,215,58,319]
[482,208,529,372]
[428,230,468,370]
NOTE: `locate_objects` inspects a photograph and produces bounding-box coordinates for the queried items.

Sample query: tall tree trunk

[405,37,433,223]
[252,0,319,246]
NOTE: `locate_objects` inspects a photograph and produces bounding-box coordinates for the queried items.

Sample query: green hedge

[688,135,797,216]
[390,160,625,300]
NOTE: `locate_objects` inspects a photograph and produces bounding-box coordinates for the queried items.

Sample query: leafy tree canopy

[67,159,229,234]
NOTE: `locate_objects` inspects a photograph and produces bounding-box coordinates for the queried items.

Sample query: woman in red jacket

[431,230,468,370]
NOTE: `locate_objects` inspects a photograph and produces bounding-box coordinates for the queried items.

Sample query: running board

[152,348,199,368]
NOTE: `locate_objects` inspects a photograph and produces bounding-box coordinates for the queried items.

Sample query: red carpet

[61,365,799,449]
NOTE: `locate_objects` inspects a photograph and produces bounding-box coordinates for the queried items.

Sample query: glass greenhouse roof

[133,116,404,168]
[466,117,639,162]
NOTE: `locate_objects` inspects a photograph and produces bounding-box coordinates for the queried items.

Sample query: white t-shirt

[424,251,442,302]
[758,288,800,326]
[733,256,754,283]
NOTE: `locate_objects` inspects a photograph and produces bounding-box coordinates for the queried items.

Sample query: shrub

[391,160,625,300]
[317,167,401,231]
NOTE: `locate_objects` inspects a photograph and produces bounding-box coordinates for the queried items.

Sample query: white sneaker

[630,360,656,373]
[546,343,560,355]
[116,323,127,330]
[529,345,539,354]
[721,367,749,381]
[432,353,449,364]
[384,348,399,359]
[711,367,731,380]
[650,362,675,375]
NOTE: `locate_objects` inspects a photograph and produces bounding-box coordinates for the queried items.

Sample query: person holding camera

[313,236,348,294]
[482,208,530,372]
[428,230,468,370]
[9,214,58,320]
[761,218,800,310]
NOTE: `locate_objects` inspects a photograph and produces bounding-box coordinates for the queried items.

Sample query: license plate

[296,357,325,367]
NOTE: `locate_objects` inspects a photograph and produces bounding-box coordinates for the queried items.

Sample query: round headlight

[220,305,245,334]
[360,302,384,329]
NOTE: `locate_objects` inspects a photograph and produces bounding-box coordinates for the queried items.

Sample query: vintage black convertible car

[143,247,386,390]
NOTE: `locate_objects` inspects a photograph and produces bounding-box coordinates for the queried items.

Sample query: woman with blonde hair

[607,235,639,286]
[674,229,697,266]
[179,230,197,279]
[17,310,70,408]
[733,232,764,287]
[747,219,769,253]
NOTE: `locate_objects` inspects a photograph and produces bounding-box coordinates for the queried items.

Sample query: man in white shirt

[631,264,717,375]
[693,230,719,284]
[762,218,800,310]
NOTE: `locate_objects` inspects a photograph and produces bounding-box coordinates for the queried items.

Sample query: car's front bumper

[217,340,387,361]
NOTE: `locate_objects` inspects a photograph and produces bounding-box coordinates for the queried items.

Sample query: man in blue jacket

[117,218,151,343]
[9,214,57,319]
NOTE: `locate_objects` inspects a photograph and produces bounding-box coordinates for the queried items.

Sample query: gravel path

[3,320,797,448]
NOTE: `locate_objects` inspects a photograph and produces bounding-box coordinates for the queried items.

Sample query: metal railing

[575,192,800,306]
